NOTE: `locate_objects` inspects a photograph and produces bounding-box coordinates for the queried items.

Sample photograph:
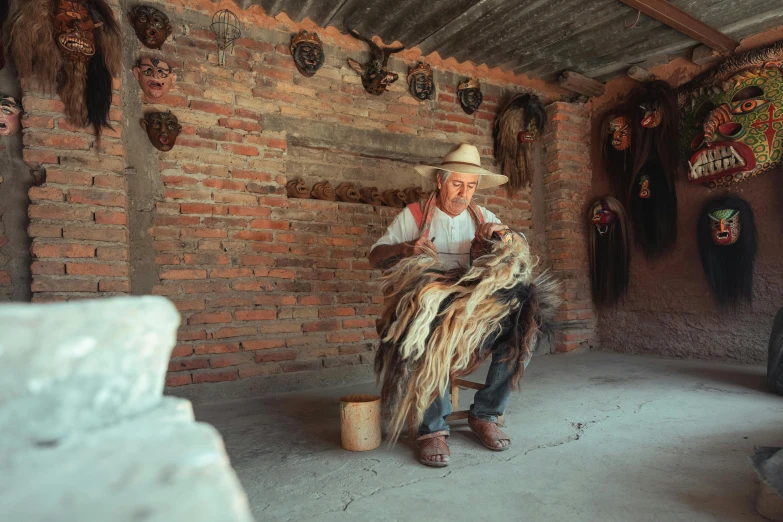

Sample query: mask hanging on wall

[697,195,756,306]
[601,81,679,257]
[335,182,360,203]
[407,62,434,101]
[680,42,783,189]
[492,93,546,193]
[290,30,324,77]
[286,178,310,198]
[587,197,630,306]
[140,111,181,151]
[5,0,121,135]
[128,5,172,49]
[457,78,483,114]
[132,57,176,102]
[0,95,23,137]
[311,181,336,201]
[346,26,404,96]
[359,186,383,206]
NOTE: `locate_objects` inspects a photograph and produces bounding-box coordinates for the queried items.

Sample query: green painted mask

[708,208,741,246]
[680,43,783,188]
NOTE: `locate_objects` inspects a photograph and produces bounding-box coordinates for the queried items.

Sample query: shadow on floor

[676,365,769,393]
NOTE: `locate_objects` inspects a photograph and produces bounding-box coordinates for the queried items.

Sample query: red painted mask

[640,103,662,128]
[518,122,539,143]
[591,200,617,235]
[609,115,630,151]
[55,0,99,62]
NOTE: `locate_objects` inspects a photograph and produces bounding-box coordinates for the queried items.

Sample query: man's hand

[408,235,437,257]
[475,223,507,242]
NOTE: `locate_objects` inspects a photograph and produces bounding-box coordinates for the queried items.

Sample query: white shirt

[371,205,503,268]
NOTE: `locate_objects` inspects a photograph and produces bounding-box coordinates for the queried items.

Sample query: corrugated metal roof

[237,0,783,81]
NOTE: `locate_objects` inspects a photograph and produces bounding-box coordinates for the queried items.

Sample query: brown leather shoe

[417,430,450,467]
[468,416,511,451]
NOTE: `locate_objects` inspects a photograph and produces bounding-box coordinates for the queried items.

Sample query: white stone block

[0,296,180,449]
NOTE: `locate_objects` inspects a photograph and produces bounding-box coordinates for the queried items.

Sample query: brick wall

[12,0,593,393]
[542,102,597,352]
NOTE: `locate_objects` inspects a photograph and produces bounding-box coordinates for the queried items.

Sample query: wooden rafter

[618,0,738,55]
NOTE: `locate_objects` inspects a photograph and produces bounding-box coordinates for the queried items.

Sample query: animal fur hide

[374,238,560,443]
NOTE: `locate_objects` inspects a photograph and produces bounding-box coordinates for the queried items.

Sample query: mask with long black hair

[4,0,121,135]
[697,195,756,307]
[587,197,630,306]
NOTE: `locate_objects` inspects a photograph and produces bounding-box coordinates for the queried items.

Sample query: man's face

[133,58,176,100]
[437,172,479,216]
[0,96,23,137]
[129,6,171,49]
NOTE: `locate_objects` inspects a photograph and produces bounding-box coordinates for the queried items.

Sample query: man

[369,143,528,467]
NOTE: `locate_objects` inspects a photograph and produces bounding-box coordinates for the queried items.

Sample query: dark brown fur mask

[335,182,360,202]
[5,0,121,134]
[346,26,404,96]
[458,78,483,114]
[286,177,310,198]
[290,30,324,77]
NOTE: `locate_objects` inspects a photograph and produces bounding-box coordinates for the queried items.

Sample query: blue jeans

[418,343,531,436]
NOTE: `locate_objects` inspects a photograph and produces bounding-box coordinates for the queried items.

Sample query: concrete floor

[193,352,783,522]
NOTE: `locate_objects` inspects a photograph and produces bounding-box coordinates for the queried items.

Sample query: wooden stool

[407,377,505,440]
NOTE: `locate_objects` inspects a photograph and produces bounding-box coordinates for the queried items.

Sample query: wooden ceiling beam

[558,71,605,97]
[618,0,737,55]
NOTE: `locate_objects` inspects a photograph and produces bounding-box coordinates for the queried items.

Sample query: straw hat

[414,143,508,189]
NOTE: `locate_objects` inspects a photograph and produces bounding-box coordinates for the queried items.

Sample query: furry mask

[290,30,324,77]
[375,238,560,443]
[697,195,756,306]
[133,57,175,102]
[458,78,483,114]
[140,111,181,151]
[5,0,121,135]
[587,197,630,306]
[346,27,404,96]
[407,62,434,101]
[128,5,171,49]
[493,93,546,193]
[0,95,23,136]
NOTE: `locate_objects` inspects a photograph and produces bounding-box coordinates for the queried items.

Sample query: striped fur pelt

[374,239,560,443]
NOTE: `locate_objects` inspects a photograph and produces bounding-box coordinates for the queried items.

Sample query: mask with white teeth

[132,57,176,102]
[0,95,23,137]
[680,42,783,188]
[55,0,98,62]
